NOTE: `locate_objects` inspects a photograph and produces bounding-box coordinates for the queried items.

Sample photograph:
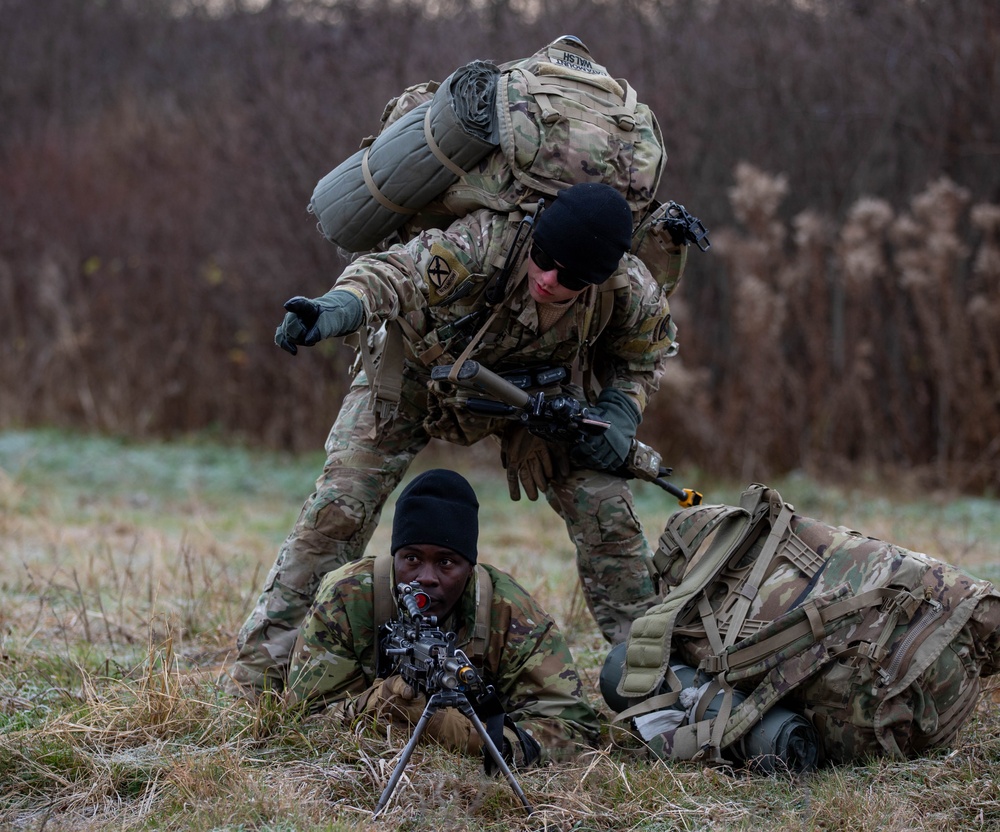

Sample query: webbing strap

[373,552,394,634]
[469,564,494,661]
[446,309,501,383]
[596,272,627,335]
[612,689,681,725]
[373,320,404,416]
[521,71,638,124]
[714,585,897,681]
[718,641,838,751]
[578,270,625,396]
[610,664,689,726]
[361,147,419,216]
[723,502,795,648]
[698,595,725,657]
[423,104,469,178]
[533,62,626,97]
[619,80,638,119]
[707,685,737,758]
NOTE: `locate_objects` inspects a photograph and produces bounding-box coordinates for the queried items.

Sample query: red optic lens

[413,591,430,609]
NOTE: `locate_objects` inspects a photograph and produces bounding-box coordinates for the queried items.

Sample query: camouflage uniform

[232,207,674,690]
[287,556,601,759]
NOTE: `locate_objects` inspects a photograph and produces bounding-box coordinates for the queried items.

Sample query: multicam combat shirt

[333,207,674,423]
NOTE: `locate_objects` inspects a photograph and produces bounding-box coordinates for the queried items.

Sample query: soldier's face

[527,249,588,305]
[394,544,474,619]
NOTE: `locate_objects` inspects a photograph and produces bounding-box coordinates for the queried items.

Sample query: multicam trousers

[229,377,657,692]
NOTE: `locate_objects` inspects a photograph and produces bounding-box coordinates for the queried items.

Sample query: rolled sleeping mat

[309,60,501,252]
[737,706,820,774]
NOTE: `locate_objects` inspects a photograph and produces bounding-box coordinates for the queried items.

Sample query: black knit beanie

[531,182,633,285]
[391,469,479,564]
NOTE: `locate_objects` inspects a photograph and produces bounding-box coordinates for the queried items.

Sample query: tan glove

[500,425,569,501]
[360,675,427,725]
[360,676,483,755]
[425,707,484,755]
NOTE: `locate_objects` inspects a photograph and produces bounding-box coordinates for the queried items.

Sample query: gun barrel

[465,398,519,418]
[430,361,532,409]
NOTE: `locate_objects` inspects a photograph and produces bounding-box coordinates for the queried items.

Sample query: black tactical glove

[275,289,364,355]
[483,716,542,775]
[571,388,641,472]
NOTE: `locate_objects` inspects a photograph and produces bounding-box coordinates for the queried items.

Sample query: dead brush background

[1,0,999,491]
[3,0,1000,829]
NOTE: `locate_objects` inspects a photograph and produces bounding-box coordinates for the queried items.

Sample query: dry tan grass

[1,435,999,830]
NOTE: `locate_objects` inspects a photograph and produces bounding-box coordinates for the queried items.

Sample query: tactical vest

[613,484,1000,766]
[354,214,640,425]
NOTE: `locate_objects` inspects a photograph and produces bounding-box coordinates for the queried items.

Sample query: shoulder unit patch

[425,243,471,305]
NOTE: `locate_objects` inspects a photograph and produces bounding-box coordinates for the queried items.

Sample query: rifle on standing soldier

[429,360,703,507]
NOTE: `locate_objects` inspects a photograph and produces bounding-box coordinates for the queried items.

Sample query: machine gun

[373,582,534,818]
[429,361,703,507]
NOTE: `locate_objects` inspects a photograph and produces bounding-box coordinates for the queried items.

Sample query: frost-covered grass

[1,430,998,831]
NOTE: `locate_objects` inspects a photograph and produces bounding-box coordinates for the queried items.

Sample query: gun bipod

[372,689,534,818]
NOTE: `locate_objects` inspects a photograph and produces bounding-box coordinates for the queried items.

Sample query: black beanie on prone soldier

[531,182,633,286]
[390,469,479,564]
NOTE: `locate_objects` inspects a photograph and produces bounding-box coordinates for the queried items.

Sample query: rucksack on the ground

[306,36,691,298]
[606,483,1000,769]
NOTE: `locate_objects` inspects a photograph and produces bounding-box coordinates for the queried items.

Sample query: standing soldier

[229,182,677,696]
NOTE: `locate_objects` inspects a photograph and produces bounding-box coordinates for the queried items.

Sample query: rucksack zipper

[876,597,943,689]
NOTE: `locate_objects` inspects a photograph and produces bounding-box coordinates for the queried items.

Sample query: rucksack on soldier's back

[306,35,695,299]
[603,483,1000,770]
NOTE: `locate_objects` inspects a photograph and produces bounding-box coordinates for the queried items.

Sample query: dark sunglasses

[529,242,590,292]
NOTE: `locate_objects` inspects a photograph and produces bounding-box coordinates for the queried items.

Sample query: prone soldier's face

[393,544,474,620]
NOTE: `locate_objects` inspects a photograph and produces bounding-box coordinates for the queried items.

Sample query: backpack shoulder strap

[373,551,395,633]
[595,271,628,336]
[618,504,754,700]
[468,564,494,661]
[580,270,629,396]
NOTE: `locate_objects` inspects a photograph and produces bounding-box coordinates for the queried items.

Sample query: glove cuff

[504,724,542,768]
[319,289,365,332]
[597,387,642,426]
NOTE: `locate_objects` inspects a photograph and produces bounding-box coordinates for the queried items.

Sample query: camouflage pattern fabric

[388,36,665,237]
[229,206,672,692]
[286,556,601,760]
[336,208,673,413]
[230,385,426,691]
[618,485,1000,765]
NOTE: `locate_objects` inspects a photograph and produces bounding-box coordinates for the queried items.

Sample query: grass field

[1,429,998,831]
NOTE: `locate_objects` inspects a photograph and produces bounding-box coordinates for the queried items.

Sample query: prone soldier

[284,468,600,774]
